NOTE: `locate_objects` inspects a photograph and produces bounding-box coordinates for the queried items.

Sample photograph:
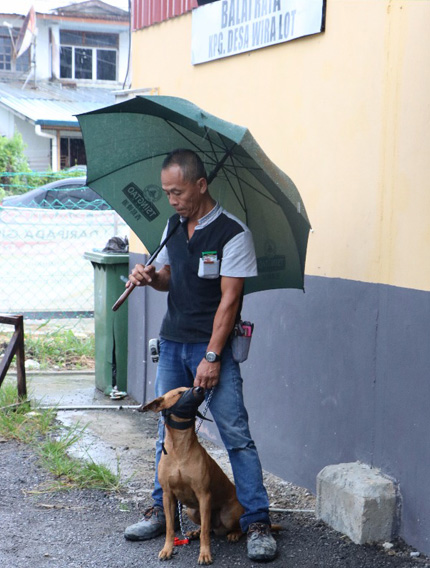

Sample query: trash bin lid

[84,251,129,265]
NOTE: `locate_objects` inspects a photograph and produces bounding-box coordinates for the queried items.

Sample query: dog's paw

[158,547,174,561]
[197,551,213,565]
[186,529,201,541]
[226,530,242,543]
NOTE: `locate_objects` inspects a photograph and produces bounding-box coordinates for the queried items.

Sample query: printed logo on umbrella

[257,239,286,274]
[143,184,162,203]
[122,182,160,222]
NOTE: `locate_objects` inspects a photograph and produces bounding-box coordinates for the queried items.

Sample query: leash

[174,501,189,546]
[174,387,215,546]
[195,386,214,433]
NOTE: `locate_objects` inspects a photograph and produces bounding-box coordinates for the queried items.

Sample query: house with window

[0,0,130,170]
[124,0,430,557]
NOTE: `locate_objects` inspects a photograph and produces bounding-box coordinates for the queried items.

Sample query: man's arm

[194,276,244,389]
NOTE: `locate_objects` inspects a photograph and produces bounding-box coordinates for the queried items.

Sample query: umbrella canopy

[77,95,311,294]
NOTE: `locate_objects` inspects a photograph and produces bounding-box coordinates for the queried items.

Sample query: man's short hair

[162,149,207,183]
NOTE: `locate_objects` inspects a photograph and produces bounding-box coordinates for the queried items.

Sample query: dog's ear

[137,396,165,413]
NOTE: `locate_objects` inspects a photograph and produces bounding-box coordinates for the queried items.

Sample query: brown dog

[139,386,244,565]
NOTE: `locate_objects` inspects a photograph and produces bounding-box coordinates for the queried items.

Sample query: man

[124,149,276,561]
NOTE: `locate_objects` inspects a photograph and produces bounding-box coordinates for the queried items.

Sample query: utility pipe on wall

[34,124,59,171]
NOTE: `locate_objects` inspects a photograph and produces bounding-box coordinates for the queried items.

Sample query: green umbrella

[77,95,311,298]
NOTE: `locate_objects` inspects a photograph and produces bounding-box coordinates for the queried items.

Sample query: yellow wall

[131,0,430,292]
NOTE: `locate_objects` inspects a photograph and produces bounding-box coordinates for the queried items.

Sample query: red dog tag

[174,537,190,546]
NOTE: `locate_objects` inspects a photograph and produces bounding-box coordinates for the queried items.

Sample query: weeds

[37,431,121,492]
[0,382,57,443]
[0,382,121,492]
[0,323,95,370]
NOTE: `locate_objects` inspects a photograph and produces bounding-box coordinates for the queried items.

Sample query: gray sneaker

[124,506,167,541]
[247,522,277,561]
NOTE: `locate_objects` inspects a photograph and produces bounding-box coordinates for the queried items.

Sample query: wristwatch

[205,351,221,363]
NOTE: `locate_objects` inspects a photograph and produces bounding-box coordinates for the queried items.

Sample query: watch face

[206,351,217,362]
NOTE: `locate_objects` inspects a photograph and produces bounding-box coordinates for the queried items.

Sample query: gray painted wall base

[126,259,430,556]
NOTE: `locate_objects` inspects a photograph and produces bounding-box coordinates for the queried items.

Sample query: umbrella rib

[163,121,231,163]
[173,125,245,182]
[220,161,280,206]
[202,130,280,207]
[203,130,248,213]
[207,144,236,185]
[219,163,248,213]
[220,151,249,218]
[203,128,238,184]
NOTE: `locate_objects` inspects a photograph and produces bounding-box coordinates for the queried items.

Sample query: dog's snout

[193,387,206,403]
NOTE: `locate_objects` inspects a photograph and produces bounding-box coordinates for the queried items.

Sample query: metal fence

[0,173,128,328]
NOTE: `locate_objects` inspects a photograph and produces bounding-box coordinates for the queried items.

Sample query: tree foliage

[0,132,30,198]
[0,133,85,201]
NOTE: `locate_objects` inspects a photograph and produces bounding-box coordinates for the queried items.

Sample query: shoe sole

[248,552,277,561]
[124,528,165,541]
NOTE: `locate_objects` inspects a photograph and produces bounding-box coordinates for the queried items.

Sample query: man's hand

[194,359,221,389]
[127,264,157,287]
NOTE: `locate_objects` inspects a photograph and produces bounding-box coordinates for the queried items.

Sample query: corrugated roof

[0,81,116,127]
[132,0,198,31]
[0,0,129,18]
[51,0,128,19]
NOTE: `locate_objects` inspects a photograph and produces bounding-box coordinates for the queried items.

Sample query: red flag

[16,6,37,58]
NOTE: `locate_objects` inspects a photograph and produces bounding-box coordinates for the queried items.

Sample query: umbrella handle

[112,283,135,312]
[111,218,181,312]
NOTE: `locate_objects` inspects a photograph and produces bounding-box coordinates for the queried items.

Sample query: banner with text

[192,0,325,65]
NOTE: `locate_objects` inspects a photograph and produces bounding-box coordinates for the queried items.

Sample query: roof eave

[35,119,79,128]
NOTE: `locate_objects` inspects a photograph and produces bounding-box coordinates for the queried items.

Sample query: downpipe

[35,124,58,171]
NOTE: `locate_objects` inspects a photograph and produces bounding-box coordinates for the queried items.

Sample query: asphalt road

[1,439,428,568]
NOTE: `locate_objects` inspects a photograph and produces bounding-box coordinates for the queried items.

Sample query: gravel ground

[1,408,429,568]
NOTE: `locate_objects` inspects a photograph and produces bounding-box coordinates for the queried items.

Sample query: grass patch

[37,430,121,492]
[0,382,56,443]
[0,382,121,492]
[0,323,95,370]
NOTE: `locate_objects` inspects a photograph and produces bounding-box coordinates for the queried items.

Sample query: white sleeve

[153,224,170,267]
[220,229,258,277]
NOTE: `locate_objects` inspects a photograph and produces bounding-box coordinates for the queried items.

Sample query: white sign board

[192,0,325,65]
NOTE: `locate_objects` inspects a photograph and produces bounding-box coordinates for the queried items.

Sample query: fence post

[0,314,27,399]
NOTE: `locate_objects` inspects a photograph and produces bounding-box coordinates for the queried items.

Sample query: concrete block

[316,462,397,545]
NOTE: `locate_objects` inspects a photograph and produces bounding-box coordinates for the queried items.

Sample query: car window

[1,178,111,210]
[58,183,86,190]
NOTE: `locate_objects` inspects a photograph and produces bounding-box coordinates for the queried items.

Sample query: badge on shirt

[198,251,220,279]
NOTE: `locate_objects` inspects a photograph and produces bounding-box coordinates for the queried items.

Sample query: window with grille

[0,27,31,73]
[59,30,118,81]
[60,137,87,169]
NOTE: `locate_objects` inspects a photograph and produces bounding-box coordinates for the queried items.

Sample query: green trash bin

[84,251,129,395]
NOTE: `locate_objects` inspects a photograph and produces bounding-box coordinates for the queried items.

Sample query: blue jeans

[151,338,270,532]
